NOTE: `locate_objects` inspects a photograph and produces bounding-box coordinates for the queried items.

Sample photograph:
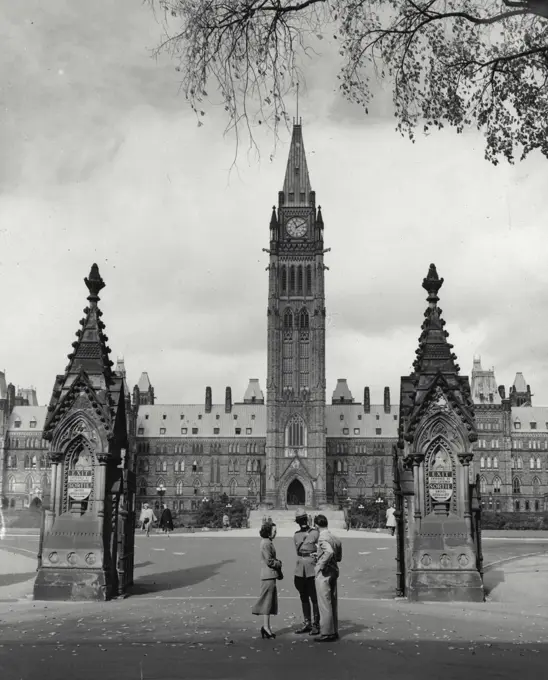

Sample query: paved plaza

[0,530,548,679]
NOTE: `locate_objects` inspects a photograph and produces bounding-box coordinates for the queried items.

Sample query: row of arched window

[5,474,50,493]
[478,475,542,495]
[7,454,51,470]
[283,308,309,330]
[6,438,49,449]
[280,264,313,297]
[137,477,258,497]
[510,456,542,469]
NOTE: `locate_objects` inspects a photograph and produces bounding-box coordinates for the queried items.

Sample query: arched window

[357,478,366,496]
[290,267,296,295]
[24,454,30,469]
[512,477,521,494]
[229,478,237,496]
[162,460,167,473]
[493,476,501,493]
[480,456,485,469]
[297,266,303,295]
[518,456,523,469]
[299,308,309,330]
[479,476,487,493]
[510,456,515,469]
[493,456,499,469]
[176,479,183,495]
[246,459,252,473]
[530,456,535,469]
[283,308,293,330]
[8,476,15,492]
[487,456,491,469]
[138,479,147,496]
[537,456,541,469]
[286,414,306,448]
[533,476,541,494]
[281,266,287,295]
[306,265,312,296]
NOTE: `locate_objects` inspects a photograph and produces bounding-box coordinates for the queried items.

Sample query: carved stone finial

[84,264,105,302]
[422,263,444,305]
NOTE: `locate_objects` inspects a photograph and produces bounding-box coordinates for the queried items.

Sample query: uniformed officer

[293,509,320,635]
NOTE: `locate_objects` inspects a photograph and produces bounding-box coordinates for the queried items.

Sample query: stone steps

[249,509,346,530]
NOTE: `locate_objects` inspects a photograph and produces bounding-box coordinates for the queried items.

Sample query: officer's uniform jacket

[294,526,320,578]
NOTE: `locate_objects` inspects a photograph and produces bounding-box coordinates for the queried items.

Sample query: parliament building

[1,125,547,513]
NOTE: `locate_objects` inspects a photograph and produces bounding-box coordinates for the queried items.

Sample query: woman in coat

[385,503,397,536]
[251,522,282,639]
[159,504,174,536]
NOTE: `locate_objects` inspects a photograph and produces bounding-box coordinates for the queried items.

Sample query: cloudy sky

[2,0,548,408]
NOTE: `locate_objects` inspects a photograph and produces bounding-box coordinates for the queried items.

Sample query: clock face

[286,217,307,238]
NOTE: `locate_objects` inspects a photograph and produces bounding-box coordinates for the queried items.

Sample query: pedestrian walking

[222,513,230,531]
[139,503,156,537]
[293,510,320,635]
[313,514,342,642]
[159,504,174,537]
[386,503,396,536]
[251,522,282,639]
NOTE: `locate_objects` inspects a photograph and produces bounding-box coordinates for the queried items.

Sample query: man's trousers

[315,571,338,636]
[294,576,320,626]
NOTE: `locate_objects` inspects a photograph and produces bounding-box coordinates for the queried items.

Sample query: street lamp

[156,484,166,509]
[375,496,384,533]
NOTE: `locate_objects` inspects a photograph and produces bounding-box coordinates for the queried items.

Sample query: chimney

[384,387,391,414]
[225,386,232,413]
[498,385,506,400]
[363,387,370,414]
[205,386,212,413]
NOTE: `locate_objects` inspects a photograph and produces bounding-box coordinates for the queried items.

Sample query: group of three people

[252,510,342,643]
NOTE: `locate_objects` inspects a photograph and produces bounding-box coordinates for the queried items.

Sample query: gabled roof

[511,407,548,433]
[282,124,312,206]
[7,406,48,431]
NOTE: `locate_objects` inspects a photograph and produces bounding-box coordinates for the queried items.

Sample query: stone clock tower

[265,123,327,509]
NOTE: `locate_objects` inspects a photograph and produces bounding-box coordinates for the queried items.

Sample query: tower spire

[281,123,312,207]
[412,264,460,376]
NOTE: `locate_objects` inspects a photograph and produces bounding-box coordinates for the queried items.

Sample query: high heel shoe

[260,627,276,639]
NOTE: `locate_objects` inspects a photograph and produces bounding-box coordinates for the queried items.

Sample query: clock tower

[265,122,327,508]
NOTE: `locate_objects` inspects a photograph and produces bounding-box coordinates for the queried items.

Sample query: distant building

[471,358,547,512]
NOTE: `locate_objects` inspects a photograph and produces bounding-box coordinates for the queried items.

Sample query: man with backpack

[313,514,342,642]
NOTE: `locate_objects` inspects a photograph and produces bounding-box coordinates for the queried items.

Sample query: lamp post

[156,484,166,512]
[375,495,384,533]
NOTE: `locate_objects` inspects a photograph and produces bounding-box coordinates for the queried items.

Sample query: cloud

[2,0,548,409]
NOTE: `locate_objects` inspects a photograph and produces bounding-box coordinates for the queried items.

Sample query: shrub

[347,497,386,530]
[481,511,548,530]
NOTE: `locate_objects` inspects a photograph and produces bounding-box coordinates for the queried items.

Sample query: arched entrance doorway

[287,479,306,506]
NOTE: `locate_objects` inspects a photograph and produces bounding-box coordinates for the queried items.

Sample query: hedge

[480,511,548,530]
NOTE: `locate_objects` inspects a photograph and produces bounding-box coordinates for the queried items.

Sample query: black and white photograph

[1,0,548,677]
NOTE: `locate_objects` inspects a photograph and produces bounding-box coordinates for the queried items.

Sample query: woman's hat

[295,510,308,522]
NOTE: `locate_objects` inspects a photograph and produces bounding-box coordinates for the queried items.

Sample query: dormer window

[14,420,21,429]
[358,414,362,420]
[343,428,349,435]
[531,422,537,430]
[198,414,202,420]
[234,415,238,420]
[145,414,149,420]
[180,414,184,420]
[514,421,521,430]
[138,427,144,435]
[30,420,37,429]
[251,414,255,420]
[376,414,380,421]
[339,414,344,421]
[162,414,167,420]
[160,428,166,435]
[216,414,220,420]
